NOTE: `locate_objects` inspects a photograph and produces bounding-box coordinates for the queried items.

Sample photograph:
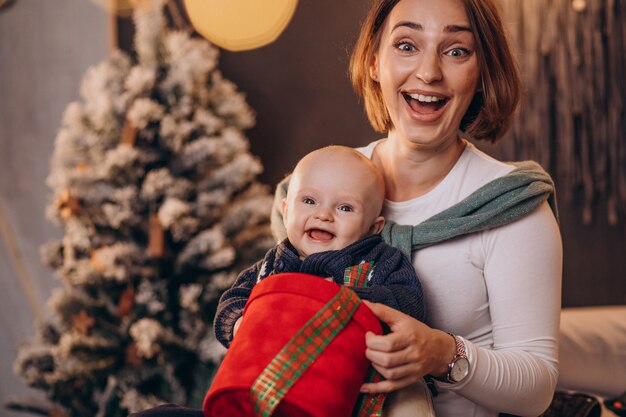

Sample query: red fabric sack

[203,273,382,417]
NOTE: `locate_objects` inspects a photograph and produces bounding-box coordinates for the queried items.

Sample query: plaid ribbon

[343,261,373,288]
[354,369,386,417]
[250,285,361,417]
[344,262,386,417]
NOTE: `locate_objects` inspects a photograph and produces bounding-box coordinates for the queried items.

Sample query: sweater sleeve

[442,202,562,417]
[213,261,262,348]
[353,244,426,322]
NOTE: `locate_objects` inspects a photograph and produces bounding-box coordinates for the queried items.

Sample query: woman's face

[372,0,480,149]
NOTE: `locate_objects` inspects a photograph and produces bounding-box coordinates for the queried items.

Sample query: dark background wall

[104,1,626,307]
[195,0,626,308]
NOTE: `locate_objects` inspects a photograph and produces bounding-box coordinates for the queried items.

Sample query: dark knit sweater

[214,234,425,348]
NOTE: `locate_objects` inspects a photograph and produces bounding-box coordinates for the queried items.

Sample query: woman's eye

[302,198,315,205]
[338,205,353,212]
[395,42,415,53]
[446,48,471,58]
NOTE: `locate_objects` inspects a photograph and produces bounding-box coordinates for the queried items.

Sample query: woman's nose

[414,50,443,84]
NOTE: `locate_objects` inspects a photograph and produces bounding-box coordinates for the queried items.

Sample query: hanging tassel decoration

[118,285,136,318]
[121,119,138,147]
[148,213,165,258]
[55,190,81,220]
[71,310,96,335]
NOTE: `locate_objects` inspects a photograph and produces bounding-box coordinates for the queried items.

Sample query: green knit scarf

[271,161,558,259]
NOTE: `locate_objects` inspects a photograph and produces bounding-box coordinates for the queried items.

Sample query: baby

[214,145,425,347]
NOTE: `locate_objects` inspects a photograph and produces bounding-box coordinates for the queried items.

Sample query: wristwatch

[440,333,470,384]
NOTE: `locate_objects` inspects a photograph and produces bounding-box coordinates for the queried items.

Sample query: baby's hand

[233,317,243,337]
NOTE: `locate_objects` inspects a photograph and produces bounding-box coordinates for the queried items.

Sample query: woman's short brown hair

[349,0,523,142]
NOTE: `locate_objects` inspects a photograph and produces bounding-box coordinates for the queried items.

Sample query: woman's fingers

[360,301,454,391]
[365,330,409,352]
[360,373,421,394]
[365,335,429,380]
[365,340,411,367]
[371,359,423,381]
[363,300,409,330]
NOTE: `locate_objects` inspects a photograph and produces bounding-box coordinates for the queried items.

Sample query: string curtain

[500,0,625,225]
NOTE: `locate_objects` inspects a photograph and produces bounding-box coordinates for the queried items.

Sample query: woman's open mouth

[306,229,335,242]
[403,92,449,115]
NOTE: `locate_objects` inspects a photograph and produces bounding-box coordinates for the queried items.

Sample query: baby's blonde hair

[292,145,385,215]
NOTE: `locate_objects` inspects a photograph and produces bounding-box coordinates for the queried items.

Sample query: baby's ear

[281,198,288,223]
[369,215,385,235]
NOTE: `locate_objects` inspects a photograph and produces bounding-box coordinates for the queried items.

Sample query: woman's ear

[369,215,385,235]
[370,54,379,82]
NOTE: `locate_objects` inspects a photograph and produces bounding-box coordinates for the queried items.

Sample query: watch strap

[450,333,467,361]
[433,333,468,384]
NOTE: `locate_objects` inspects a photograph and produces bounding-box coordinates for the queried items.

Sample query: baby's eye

[338,205,353,212]
[302,197,315,205]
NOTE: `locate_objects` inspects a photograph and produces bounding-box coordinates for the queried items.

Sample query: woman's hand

[360,301,456,394]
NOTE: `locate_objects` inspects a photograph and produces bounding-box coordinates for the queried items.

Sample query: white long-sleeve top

[358,140,563,417]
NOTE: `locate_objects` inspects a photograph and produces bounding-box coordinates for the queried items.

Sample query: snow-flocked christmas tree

[8,2,275,416]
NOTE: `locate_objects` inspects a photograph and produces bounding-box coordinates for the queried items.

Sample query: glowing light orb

[183,0,298,51]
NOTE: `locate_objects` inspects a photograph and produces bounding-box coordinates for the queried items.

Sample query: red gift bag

[204,273,382,417]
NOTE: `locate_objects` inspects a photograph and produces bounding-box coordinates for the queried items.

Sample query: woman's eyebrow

[392,21,472,33]
[446,25,472,33]
[392,21,423,31]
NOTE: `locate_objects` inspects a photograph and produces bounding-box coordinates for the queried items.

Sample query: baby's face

[282,151,384,258]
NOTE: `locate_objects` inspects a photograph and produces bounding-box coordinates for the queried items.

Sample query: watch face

[450,357,470,382]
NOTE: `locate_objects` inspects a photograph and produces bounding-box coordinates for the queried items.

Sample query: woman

[346,0,562,416]
[130,0,561,416]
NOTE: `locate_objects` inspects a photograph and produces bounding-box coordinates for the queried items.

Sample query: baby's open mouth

[403,92,448,113]
[306,229,335,241]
